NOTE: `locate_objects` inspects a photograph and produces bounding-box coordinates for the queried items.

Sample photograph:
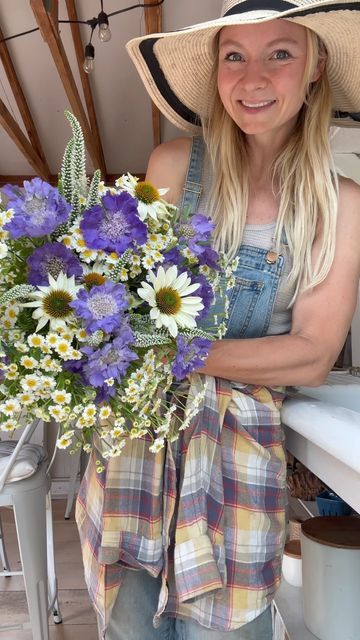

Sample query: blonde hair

[203,29,338,301]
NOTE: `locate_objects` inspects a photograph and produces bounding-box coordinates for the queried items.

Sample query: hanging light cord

[0,0,165,43]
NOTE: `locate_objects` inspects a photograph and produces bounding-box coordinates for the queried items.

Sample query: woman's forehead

[219,19,307,46]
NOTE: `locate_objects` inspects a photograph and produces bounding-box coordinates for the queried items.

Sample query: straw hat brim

[126,2,360,133]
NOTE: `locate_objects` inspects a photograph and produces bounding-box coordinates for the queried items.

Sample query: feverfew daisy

[1,419,17,432]
[20,355,39,370]
[0,242,8,259]
[51,390,71,405]
[28,334,46,349]
[1,398,21,416]
[22,272,82,332]
[20,374,42,392]
[57,429,75,448]
[48,405,68,421]
[137,265,203,338]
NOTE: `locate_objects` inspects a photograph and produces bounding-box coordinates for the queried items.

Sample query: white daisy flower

[149,438,165,453]
[57,430,75,449]
[1,398,21,416]
[137,265,203,338]
[49,405,68,422]
[0,242,8,259]
[22,272,82,332]
[28,334,46,349]
[18,392,35,406]
[20,355,39,370]
[51,390,71,405]
[99,406,112,420]
[1,419,17,432]
[83,404,97,420]
[20,374,42,392]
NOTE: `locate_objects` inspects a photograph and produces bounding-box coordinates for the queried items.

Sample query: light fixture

[83,42,95,74]
[98,10,111,42]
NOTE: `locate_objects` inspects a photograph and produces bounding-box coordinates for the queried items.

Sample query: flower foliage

[0,112,235,460]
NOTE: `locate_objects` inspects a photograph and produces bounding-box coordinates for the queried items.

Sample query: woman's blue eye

[224,52,243,62]
[273,50,291,60]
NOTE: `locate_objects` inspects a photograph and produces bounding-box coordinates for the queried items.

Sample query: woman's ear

[311,56,326,83]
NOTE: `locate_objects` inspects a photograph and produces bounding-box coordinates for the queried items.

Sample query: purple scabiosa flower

[82,334,138,387]
[27,242,83,286]
[163,246,183,268]
[192,274,214,320]
[3,178,71,238]
[70,281,128,334]
[172,335,211,381]
[197,245,219,269]
[80,192,147,254]
[176,214,215,255]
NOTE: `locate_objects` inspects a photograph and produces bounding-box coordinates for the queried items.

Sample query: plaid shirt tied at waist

[76,374,287,634]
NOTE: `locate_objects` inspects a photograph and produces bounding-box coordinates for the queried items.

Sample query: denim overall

[180,136,286,338]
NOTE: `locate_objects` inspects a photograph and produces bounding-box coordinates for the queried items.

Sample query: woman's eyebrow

[219,37,300,49]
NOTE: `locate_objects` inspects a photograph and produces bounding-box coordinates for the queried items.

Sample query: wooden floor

[0,499,99,639]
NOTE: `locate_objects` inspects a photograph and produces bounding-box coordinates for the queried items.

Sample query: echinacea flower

[70,280,128,333]
[22,272,82,332]
[2,178,71,238]
[171,335,211,381]
[137,265,203,338]
[118,174,173,221]
[80,192,147,254]
[27,242,83,286]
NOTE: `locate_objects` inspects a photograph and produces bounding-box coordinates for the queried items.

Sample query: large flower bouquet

[0,112,235,459]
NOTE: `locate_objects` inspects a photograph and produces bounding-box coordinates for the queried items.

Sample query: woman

[76,2,360,638]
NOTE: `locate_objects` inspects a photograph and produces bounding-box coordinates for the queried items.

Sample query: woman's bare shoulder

[338,175,360,211]
[145,136,192,204]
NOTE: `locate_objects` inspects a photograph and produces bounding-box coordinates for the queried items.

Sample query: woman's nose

[240,62,268,92]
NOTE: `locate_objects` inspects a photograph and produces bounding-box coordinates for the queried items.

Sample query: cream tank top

[198,159,295,336]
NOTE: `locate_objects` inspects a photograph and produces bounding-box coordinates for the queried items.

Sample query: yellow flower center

[135,181,159,204]
[155,287,181,315]
[43,290,73,319]
[83,273,106,288]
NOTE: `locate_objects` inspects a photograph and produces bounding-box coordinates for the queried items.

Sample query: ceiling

[0,0,359,184]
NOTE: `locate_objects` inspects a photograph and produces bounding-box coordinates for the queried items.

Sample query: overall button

[265,250,278,264]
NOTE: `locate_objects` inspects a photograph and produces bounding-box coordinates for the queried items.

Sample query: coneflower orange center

[155,287,181,315]
[43,290,73,318]
[84,273,106,287]
[135,181,159,204]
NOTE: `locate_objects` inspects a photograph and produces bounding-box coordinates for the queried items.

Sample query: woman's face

[217,20,322,140]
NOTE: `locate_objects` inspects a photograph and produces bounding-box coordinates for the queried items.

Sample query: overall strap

[180,136,205,212]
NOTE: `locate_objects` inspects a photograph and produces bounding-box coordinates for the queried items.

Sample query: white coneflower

[137,265,203,338]
[117,174,173,222]
[22,272,81,332]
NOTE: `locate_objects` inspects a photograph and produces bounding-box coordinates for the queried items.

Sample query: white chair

[0,420,62,639]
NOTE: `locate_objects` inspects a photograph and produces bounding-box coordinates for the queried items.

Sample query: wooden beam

[144,0,163,148]
[46,0,59,33]
[64,0,107,178]
[30,0,107,177]
[0,23,51,176]
[0,99,51,179]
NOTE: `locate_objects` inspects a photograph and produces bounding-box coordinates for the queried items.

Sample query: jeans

[104,569,273,640]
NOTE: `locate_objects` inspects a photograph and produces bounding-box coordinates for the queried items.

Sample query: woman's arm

[198,177,360,387]
[145,136,192,204]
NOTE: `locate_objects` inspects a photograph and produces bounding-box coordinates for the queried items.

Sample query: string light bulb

[98,11,111,42]
[83,42,95,74]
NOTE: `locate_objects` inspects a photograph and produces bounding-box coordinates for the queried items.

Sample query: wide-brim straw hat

[126,0,360,133]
